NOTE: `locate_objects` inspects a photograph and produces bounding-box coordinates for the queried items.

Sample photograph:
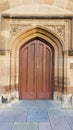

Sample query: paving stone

[0,109,27,122]
[65,110,73,130]
[48,109,64,117]
[49,100,62,109]
[65,115,73,130]
[49,112,71,130]
[0,109,3,114]
[12,122,38,130]
[0,122,13,130]
[0,100,73,130]
[12,100,37,109]
[27,110,49,122]
[35,100,53,109]
[66,110,73,117]
[12,100,61,109]
[39,123,52,130]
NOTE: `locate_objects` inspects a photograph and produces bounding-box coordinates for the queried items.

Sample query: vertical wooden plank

[20,41,38,99]
[46,48,50,92]
[27,45,30,92]
[43,46,46,93]
[29,43,35,92]
[35,40,38,98]
[19,47,28,97]
[38,43,43,92]
[23,48,28,92]
[49,50,53,96]
[36,40,40,97]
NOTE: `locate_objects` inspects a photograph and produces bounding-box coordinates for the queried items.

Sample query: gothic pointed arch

[10,25,64,99]
[10,25,63,51]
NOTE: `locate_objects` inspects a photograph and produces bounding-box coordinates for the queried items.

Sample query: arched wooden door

[19,38,54,99]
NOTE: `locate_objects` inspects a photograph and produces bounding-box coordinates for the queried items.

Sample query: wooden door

[19,39,54,99]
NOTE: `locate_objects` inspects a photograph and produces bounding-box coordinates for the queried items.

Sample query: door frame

[10,26,63,100]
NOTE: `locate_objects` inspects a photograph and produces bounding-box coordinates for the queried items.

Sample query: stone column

[72,18,73,49]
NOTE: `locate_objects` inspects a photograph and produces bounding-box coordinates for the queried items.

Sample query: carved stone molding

[9,24,30,36]
[9,23,65,41]
[46,25,65,41]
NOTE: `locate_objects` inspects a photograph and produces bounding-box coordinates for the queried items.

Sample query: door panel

[19,39,54,99]
[19,41,37,99]
[36,41,53,99]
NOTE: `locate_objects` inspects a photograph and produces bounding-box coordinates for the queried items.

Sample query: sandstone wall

[0,0,73,12]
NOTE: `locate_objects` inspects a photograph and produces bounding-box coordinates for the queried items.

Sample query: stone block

[68,0,73,3]
[65,115,73,130]
[12,123,38,130]
[9,0,43,7]
[0,1,10,12]
[0,122,13,130]
[43,0,54,5]
[8,0,19,8]
[55,0,67,8]
[49,110,71,130]
[27,110,49,122]
[21,0,33,5]
[39,123,51,130]
[33,0,44,4]
[66,1,73,12]
[0,109,27,122]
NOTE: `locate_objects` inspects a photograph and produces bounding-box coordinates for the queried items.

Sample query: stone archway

[10,26,63,100]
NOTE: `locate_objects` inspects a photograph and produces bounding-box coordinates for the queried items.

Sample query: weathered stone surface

[2,5,73,16]
[8,0,19,8]
[0,1,10,12]
[32,0,44,4]
[66,1,73,12]
[68,0,73,3]
[12,123,38,130]
[55,0,67,8]
[27,110,49,122]
[0,122,13,130]
[43,0,54,5]
[0,0,73,13]
[39,123,52,130]
[0,109,27,122]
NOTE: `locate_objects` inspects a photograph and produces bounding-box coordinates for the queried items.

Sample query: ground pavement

[0,100,73,130]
